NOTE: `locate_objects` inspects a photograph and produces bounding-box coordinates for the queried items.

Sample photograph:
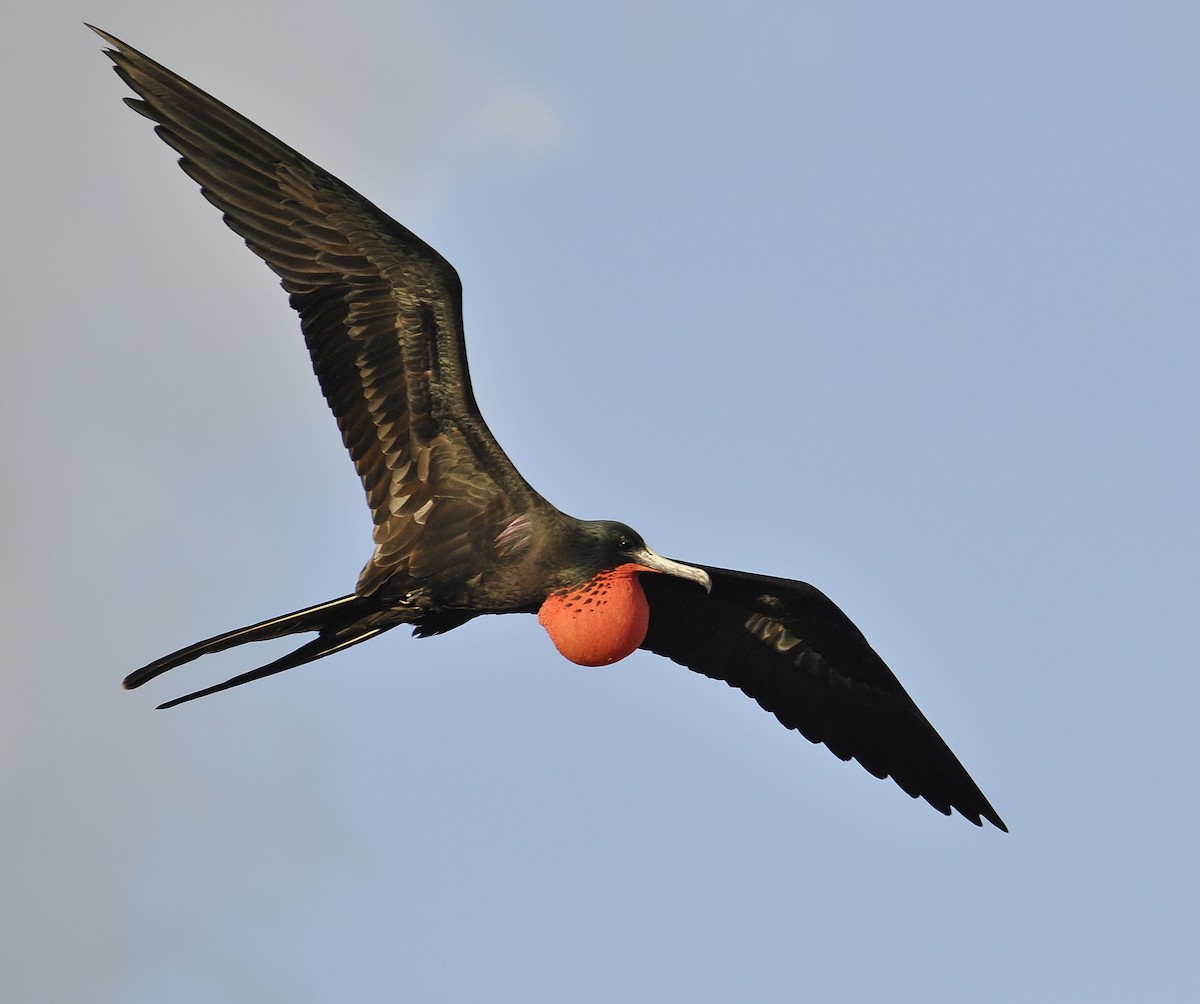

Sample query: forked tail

[124,594,390,709]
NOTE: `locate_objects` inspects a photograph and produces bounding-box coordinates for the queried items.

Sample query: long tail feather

[124,594,360,691]
[155,623,387,709]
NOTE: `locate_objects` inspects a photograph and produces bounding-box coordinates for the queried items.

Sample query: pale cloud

[470,84,568,162]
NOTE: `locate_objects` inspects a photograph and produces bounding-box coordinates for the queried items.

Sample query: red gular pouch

[537,563,653,666]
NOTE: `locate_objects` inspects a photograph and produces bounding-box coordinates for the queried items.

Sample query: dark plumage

[94,25,1005,830]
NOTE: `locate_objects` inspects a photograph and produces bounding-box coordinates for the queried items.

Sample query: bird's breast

[537,564,650,667]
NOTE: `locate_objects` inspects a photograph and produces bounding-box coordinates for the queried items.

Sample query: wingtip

[975,792,1008,832]
[966,803,1008,833]
[922,783,1007,832]
[85,23,116,46]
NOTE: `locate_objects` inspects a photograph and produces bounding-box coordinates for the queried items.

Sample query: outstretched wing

[640,565,1006,829]
[94,26,545,593]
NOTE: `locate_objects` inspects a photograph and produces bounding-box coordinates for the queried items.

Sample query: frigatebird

[94,25,1005,831]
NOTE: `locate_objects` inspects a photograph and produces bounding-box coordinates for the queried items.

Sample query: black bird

[94,25,1005,830]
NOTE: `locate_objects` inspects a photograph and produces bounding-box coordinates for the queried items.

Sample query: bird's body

[94,25,1005,830]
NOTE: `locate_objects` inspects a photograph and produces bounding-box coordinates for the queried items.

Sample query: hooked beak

[629,546,711,592]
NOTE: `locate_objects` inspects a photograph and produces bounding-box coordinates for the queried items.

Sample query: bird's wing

[640,565,1006,830]
[94,27,545,593]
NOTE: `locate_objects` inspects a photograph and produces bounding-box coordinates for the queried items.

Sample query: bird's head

[576,520,711,590]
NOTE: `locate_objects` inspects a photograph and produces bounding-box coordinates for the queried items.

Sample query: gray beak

[629,546,712,592]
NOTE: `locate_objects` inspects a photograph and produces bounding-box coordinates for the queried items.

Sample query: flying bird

[93,25,1005,830]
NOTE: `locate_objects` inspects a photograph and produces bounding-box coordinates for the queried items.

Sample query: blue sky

[4,1,1198,1000]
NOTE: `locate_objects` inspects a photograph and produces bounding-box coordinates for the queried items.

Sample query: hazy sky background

[4,1,1198,1000]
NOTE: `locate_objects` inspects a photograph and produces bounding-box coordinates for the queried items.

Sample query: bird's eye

[617,534,633,551]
